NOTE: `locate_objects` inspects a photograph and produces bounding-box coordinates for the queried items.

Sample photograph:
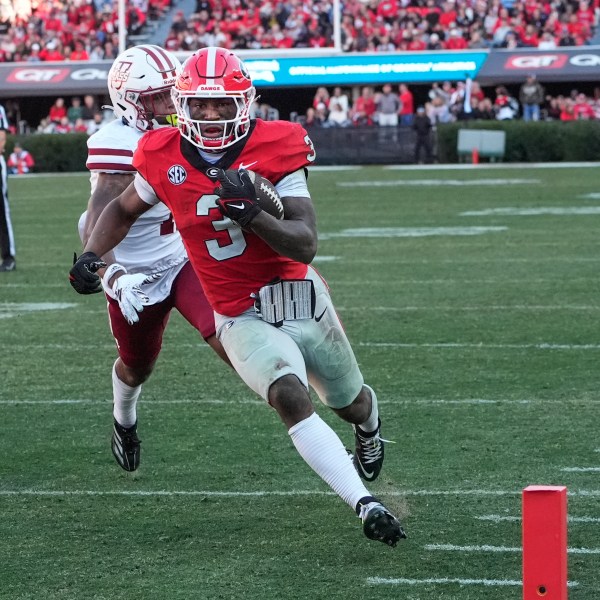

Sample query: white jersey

[85,119,187,303]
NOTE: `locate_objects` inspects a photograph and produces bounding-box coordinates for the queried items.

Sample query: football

[245,170,285,220]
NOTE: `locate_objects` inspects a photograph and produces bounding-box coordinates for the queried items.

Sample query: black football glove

[69,251,107,295]
[214,168,262,228]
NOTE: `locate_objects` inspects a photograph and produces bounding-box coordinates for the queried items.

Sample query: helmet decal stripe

[206,46,217,79]
[153,45,179,77]
[142,45,170,80]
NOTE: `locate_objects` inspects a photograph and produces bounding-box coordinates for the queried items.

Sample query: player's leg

[215,310,405,546]
[107,297,170,471]
[170,261,231,366]
[290,267,386,483]
[0,154,16,271]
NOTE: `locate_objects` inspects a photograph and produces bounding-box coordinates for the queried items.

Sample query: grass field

[1,164,600,599]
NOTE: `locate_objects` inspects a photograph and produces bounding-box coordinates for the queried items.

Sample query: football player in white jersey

[78,44,229,472]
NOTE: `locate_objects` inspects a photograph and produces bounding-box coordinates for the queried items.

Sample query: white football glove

[110,271,162,325]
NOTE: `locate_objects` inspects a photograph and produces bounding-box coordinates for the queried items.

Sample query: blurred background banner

[477,46,600,84]
[0,51,488,98]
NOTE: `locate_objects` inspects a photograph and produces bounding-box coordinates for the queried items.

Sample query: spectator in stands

[81,95,98,122]
[429,95,452,124]
[494,86,519,120]
[55,116,73,134]
[538,31,558,49]
[327,87,351,127]
[398,84,414,126]
[376,84,400,128]
[559,97,576,121]
[86,112,104,135]
[7,142,34,174]
[573,93,595,120]
[351,86,376,126]
[48,97,67,125]
[312,87,330,111]
[413,106,433,164]
[304,106,325,128]
[70,39,89,61]
[327,102,351,127]
[519,74,545,121]
[67,97,83,124]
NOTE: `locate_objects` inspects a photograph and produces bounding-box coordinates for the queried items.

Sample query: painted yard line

[329,278,593,285]
[1,398,598,407]
[367,577,580,588]
[426,543,600,555]
[461,206,600,216]
[2,489,600,498]
[368,577,522,587]
[562,467,600,472]
[319,226,507,239]
[359,342,600,350]
[383,162,600,170]
[342,305,600,312]
[339,257,600,264]
[337,179,540,187]
[10,342,600,352]
[477,514,600,524]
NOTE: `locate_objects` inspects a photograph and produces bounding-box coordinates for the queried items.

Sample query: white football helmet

[172,46,256,150]
[108,44,182,132]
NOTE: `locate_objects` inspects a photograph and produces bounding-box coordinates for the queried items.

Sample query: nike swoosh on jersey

[315,307,327,322]
[239,160,257,170]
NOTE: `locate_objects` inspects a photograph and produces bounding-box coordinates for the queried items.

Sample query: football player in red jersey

[70,47,406,547]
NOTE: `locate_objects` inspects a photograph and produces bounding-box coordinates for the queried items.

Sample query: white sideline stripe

[368,577,522,587]
[10,341,600,352]
[0,302,76,311]
[427,543,600,555]
[562,467,600,472]
[344,305,600,312]
[1,398,598,406]
[2,398,599,408]
[319,226,507,239]
[368,577,580,588]
[358,342,600,350]
[2,489,600,498]
[337,179,540,187]
[477,514,600,524]
[384,162,600,170]
[461,206,600,216]
[8,276,590,289]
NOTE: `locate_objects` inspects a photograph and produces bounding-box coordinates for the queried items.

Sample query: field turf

[1,164,599,599]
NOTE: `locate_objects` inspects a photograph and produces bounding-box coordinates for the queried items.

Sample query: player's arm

[84,181,151,258]
[83,172,133,246]
[216,167,317,264]
[70,181,152,295]
[247,196,317,264]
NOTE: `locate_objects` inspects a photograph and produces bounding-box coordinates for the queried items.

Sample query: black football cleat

[111,419,141,472]
[353,418,385,482]
[360,501,407,547]
[0,257,16,272]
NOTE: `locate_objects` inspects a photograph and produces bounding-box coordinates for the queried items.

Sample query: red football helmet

[172,47,256,151]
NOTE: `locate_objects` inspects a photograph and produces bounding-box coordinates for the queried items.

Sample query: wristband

[102,263,127,288]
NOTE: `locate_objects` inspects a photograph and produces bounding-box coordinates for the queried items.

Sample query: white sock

[358,384,379,433]
[112,361,142,428]
[289,413,371,511]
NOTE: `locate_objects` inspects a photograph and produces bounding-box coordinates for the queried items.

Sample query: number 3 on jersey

[196,194,247,261]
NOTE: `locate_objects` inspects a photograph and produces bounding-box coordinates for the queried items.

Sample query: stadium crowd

[0,0,598,61]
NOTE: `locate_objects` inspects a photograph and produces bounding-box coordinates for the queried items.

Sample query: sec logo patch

[168,165,187,185]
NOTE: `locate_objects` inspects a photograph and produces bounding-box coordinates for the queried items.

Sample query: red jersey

[133,119,315,316]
